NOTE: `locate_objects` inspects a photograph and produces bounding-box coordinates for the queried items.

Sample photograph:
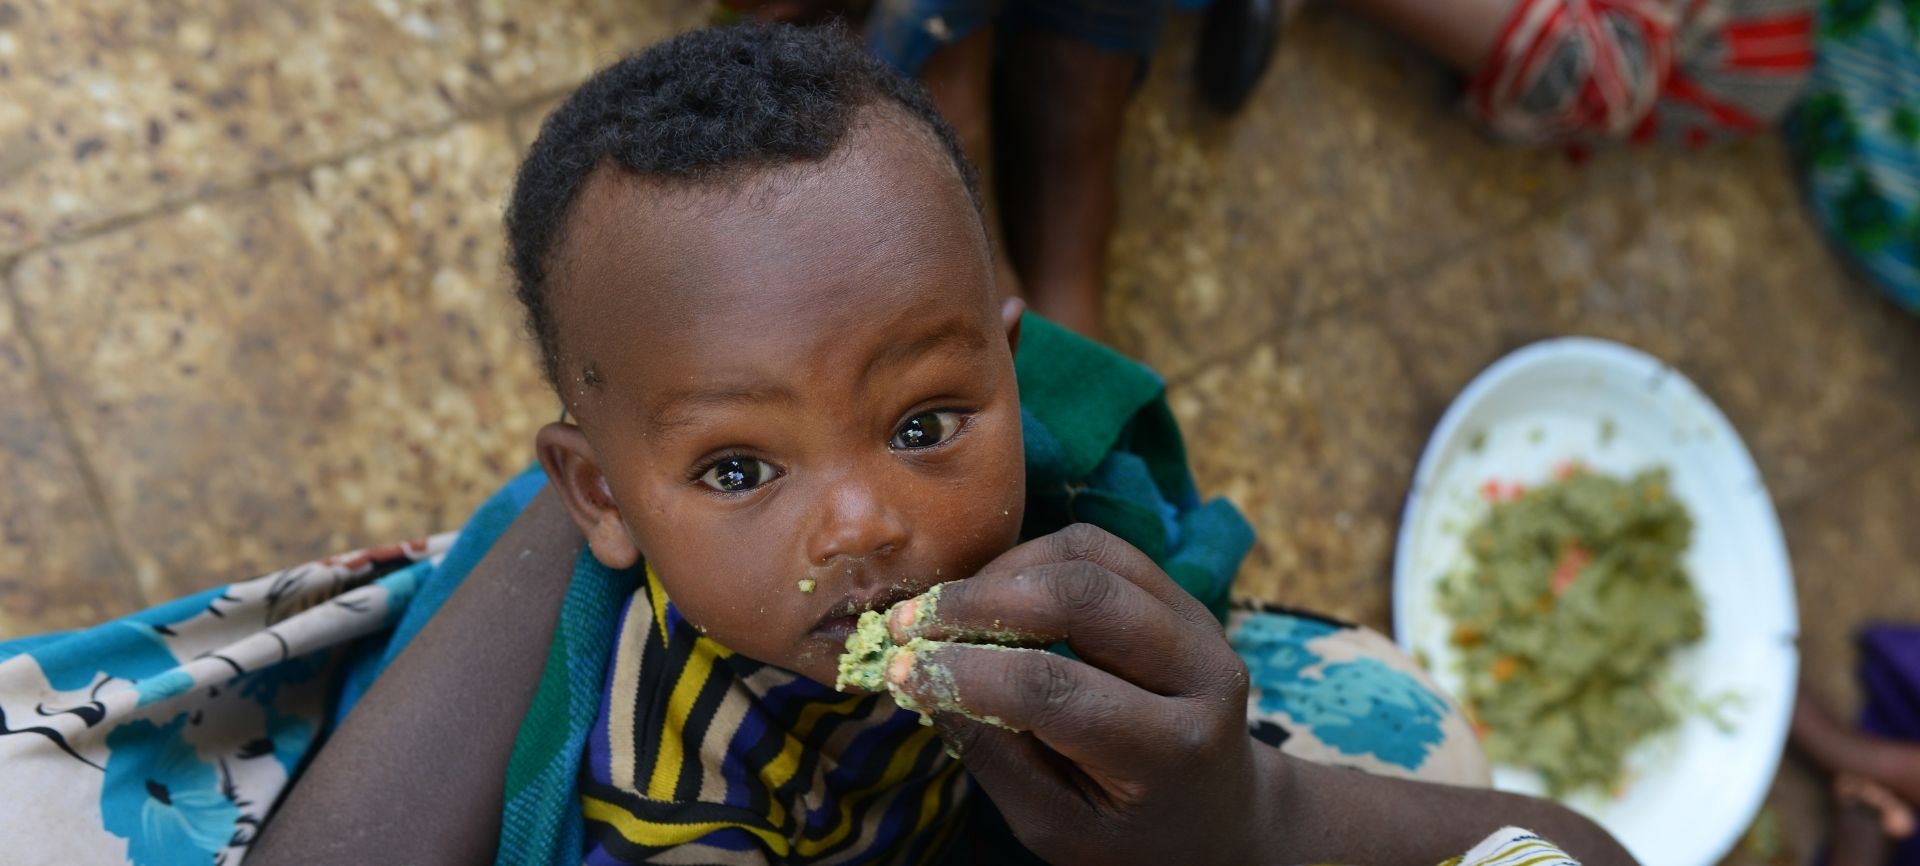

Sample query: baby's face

[544,110,1025,687]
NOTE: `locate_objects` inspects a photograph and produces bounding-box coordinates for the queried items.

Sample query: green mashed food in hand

[832,588,1021,731]
[834,610,944,723]
[836,610,897,694]
[1439,467,1704,796]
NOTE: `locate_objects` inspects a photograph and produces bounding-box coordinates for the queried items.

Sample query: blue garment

[1857,625,1920,866]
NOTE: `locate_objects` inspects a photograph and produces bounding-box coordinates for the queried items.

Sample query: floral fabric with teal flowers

[0,536,448,865]
[1230,601,1489,785]
[1795,0,1920,312]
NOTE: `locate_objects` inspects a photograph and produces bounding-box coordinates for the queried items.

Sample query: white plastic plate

[1393,338,1797,866]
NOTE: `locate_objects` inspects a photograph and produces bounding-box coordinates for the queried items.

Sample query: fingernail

[888,647,916,686]
[889,598,919,642]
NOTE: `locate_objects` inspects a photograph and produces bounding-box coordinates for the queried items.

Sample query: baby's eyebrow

[859,325,987,386]
[646,383,798,437]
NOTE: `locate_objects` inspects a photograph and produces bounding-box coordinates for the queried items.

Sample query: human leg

[993,29,1142,340]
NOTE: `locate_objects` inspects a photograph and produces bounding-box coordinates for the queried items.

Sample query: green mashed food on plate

[1438,467,1704,796]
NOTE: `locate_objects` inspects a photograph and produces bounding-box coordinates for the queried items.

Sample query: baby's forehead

[552,117,991,358]
[568,269,998,440]
[547,160,995,431]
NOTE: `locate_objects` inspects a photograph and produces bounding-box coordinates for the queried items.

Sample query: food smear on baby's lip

[797,579,816,593]
[1439,466,1704,797]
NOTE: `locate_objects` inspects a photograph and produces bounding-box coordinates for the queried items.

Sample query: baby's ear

[1000,296,1025,353]
[536,422,642,570]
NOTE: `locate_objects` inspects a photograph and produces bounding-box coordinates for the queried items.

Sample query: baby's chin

[779,634,857,690]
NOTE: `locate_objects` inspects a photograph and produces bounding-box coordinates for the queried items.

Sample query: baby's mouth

[811,613,863,642]
[809,584,922,640]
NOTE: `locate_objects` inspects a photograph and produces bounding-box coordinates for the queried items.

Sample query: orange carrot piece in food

[1550,542,1592,595]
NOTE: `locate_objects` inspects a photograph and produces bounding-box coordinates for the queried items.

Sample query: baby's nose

[806,475,909,569]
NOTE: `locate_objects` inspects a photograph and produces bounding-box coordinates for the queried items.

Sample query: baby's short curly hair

[504,23,981,390]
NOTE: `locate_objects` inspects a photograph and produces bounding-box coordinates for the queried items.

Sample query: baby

[0,22,1634,866]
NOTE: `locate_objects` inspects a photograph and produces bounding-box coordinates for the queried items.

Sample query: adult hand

[884,524,1272,866]
[882,524,1640,866]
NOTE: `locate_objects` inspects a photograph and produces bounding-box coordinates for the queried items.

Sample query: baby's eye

[698,456,779,493]
[890,411,965,450]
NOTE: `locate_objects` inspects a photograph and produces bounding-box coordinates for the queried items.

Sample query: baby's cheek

[670,580,799,654]
[649,549,795,647]
[933,469,1026,569]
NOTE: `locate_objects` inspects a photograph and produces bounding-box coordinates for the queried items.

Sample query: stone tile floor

[5,1,1919,860]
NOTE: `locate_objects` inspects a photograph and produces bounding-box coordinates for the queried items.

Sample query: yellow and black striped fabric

[580,566,972,865]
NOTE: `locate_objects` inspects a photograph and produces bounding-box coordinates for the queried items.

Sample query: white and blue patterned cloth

[1231,601,1490,785]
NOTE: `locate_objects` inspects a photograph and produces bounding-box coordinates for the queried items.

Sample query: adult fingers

[890,560,1222,697]
[971,524,1217,629]
[889,639,1188,781]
